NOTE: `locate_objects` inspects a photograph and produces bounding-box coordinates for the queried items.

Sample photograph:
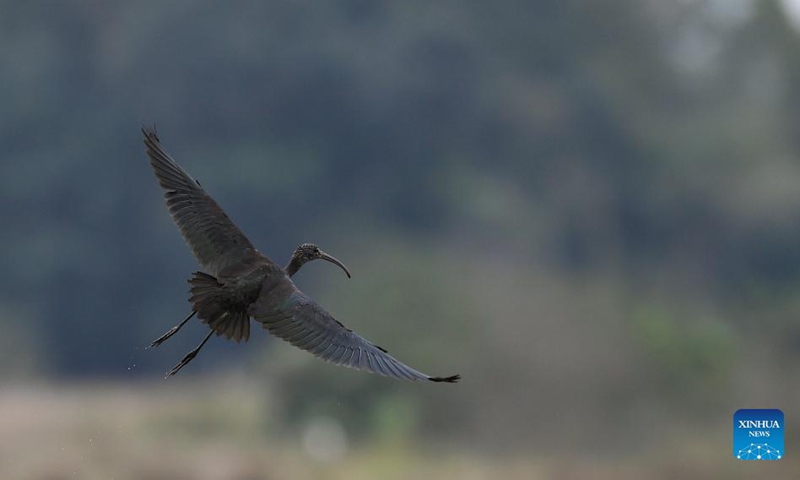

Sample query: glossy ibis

[142,127,459,383]
[146,242,351,375]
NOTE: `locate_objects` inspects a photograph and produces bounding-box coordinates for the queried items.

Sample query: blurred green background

[2,0,800,478]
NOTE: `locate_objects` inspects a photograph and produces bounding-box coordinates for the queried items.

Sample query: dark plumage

[142,126,459,383]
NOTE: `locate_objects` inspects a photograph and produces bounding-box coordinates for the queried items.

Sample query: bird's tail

[189,272,251,342]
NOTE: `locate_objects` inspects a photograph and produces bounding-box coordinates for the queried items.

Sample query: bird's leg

[165,329,214,378]
[147,310,197,349]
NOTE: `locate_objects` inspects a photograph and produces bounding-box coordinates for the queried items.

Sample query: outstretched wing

[253,289,459,383]
[142,126,257,276]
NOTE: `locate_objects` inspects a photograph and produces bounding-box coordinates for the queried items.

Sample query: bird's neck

[285,258,301,277]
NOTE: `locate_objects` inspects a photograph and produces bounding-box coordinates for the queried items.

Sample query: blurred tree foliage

[2,0,800,449]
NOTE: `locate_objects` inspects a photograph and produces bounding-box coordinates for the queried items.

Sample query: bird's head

[286,243,352,278]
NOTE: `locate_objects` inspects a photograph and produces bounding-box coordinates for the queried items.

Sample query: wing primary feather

[340,347,355,366]
[366,353,382,375]
[303,332,329,352]
[292,328,323,348]
[394,362,421,381]
[318,342,338,360]
[330,345,348,364]
[252,289,459,383]
[376,355,403,379]
[357,350,369,370]
[143,127,259,276]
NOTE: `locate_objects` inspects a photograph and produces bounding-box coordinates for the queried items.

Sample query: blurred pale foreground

[1,379,796,480]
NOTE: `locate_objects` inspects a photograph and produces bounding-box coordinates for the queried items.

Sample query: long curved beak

[319,251,351,278]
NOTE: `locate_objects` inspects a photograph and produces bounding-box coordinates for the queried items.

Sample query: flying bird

[142,127,459,383]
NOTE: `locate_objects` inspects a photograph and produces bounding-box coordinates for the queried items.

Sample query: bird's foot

[164,350,198,378]
[147,311,197,349]
[147,326,180,349]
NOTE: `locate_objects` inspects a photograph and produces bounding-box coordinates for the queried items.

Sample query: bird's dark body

[142,126,459,382]
[194,257,289,342]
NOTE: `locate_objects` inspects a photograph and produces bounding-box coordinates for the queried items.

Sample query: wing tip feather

[428,374,460,383]
[142,123,159,140]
